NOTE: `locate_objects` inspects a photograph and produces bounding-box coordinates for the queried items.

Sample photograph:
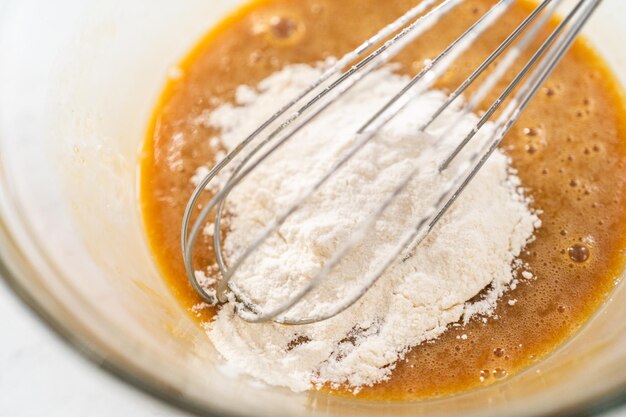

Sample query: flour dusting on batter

[191,63,540,392]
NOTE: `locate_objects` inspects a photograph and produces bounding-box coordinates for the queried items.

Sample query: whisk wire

[278,0,599,325]
[439,0,583,170]
[420,0,554,132]
[182,0,463,303]
[211,0,465,289]
[427,0,599,249]
[182,0,601,324]
[181,0,442,259]
[217,0,515,319]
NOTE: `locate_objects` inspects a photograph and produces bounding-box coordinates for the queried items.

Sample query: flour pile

[191,62,540,392]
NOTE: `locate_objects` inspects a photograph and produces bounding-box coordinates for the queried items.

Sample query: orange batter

[140,0,626,400]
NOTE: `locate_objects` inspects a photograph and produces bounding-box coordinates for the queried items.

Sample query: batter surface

[141,0,626,400]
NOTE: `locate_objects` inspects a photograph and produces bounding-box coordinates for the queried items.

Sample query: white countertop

[0,280,192,417]
[0,279,624,417]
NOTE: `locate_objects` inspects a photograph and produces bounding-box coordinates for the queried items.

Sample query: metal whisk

[182,0,601,325]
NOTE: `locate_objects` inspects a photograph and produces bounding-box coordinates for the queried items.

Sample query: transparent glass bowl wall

[0,1,625,416]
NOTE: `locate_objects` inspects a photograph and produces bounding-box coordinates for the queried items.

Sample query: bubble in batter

[568,243,590,263]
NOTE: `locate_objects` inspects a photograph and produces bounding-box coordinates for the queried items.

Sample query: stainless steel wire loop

[181,0,602,324]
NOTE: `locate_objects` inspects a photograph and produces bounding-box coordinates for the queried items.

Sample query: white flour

[191,63,540,392]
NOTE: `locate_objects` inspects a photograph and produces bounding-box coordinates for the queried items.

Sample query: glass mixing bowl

[0,0,625,416]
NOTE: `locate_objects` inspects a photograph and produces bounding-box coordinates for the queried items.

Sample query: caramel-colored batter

[140,0,626,400]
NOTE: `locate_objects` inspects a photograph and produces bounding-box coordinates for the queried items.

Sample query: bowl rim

[1,0,626,413]
[0,249,245,417]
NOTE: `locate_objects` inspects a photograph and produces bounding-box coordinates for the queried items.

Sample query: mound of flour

[192,63,540,392]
